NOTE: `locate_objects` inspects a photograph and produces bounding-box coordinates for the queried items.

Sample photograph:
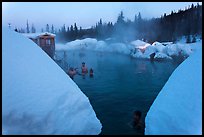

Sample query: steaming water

[55,50,180,135]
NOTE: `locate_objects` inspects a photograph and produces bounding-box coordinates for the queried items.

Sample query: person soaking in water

[127,110,144,134]
[81,62,88,74]
[133,110,143,130]
[67,67,77,79]
[89,68,94,77]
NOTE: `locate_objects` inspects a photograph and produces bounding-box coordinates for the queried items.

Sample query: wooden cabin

[23,32,55,58]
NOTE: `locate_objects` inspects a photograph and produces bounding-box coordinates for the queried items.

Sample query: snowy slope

[145,41,202,135]
[2,28,102,135]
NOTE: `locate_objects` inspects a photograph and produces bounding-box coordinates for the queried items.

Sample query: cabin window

[45,39,51,45]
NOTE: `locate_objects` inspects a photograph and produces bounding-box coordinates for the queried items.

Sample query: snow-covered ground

[2,28,102,135]
[145,40,202,135]
[55,38,200,60]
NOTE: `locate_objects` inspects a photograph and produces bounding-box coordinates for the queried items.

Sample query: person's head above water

[70,67,74,71]
[134,110,142,122]
[82,62,85,67]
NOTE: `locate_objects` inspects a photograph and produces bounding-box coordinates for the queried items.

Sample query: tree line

[15,3,202,43]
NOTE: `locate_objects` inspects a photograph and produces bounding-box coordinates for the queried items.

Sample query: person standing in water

[81,62,88,74]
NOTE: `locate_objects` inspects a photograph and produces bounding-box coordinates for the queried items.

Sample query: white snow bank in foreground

[145,41,202,135]
[2,28,102,135]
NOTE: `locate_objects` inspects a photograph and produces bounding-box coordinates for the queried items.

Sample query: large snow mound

[56,38,132,54]
[145,41,202,135]
[2,28,102,135]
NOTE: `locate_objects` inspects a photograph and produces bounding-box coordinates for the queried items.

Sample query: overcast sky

[2,2,202,32]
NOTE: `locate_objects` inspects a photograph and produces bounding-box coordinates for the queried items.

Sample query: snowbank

[56,38,131,54]
[2,28,102,135]
[56,38,98,51]
[132,41,195,59]
[56,38,198,60]
[145,41,202,135]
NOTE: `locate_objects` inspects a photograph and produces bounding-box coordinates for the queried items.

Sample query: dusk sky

[2,2,201,32]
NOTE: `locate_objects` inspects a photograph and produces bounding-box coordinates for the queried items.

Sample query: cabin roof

[22,32,56,39]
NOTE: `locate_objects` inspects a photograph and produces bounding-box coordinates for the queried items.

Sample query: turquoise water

[56,50,180,135]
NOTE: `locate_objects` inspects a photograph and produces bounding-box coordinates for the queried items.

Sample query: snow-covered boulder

[176,43,193,56]
[95,40,107,51]
[143,45,157,58]
[130,39,148,48]
[108,43,131,54]
[131,48,145,58]
[145,41,202,135]
[166,43,193,57]
[166,43,179,56]
[2,28,102,135]
[56,38,98,51]
[154,52,172,60]
[56,39,132,55]
[152,41,167,53]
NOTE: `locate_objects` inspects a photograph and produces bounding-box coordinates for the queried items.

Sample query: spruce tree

[26,20,30,33]
[192,35,196,43]
[46,24,50,32]
[186,35,191,43]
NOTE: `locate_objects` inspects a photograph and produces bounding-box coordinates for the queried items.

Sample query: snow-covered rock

[177,43,193,56]
[131,48,145,58]
[166,43,179,56]
[56,38,131,55]
[130,39,148,48]
[166,43,193,57]
[145,41,202,135]
[62,38,98,51]
[108,43,131,54]
[2,28,102,135]
[152,41,167,54]
[143,45,157,58]
[154,52,172,59]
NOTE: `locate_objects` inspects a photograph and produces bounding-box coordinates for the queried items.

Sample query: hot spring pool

[55,50,181,135]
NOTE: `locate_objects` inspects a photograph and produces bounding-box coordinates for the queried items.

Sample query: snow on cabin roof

[22,32,56,39]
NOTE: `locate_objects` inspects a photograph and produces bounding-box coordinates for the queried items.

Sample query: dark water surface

[55,50,180,135]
